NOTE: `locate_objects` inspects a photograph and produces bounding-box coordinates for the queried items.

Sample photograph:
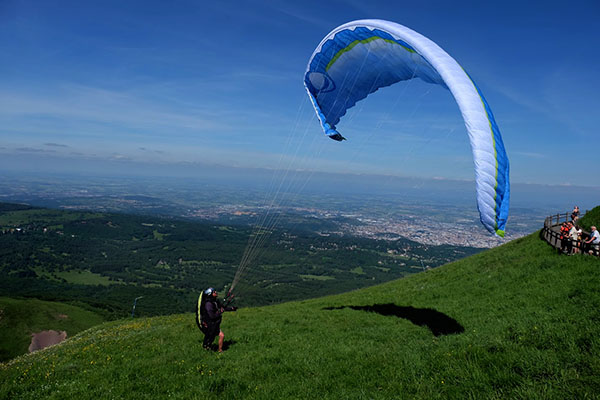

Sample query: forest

[0,202,480,318]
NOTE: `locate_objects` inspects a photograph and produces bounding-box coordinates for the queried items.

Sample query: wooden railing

[542,210,598,256]
[542,212,573,249]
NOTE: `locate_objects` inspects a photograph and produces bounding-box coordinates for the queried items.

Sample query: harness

[196,293,209,333]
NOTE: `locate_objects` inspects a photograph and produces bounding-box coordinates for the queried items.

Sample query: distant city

[0,171,568,249]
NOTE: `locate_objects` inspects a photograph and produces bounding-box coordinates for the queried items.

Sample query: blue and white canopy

[304,19,510,237]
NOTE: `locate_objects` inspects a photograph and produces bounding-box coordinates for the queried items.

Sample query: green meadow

[0,298,106,362]
[1,226,599,399]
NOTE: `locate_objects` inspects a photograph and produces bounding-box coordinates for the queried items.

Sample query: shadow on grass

[323,303,464,336]
[201,340,237,352]
[222,340,236,351]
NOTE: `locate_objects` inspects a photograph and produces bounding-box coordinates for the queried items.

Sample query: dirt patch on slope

[29,330,67,352]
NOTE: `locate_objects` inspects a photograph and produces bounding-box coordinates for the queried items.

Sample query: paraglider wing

[304,19,509,237]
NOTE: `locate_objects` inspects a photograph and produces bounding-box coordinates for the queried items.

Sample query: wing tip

[328,132,346,141]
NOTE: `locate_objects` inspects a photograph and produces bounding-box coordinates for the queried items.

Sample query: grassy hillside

[580,205,600,231]
[1,231,599,399]
[0,298,106,362]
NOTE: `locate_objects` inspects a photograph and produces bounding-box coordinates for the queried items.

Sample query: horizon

[2,166,598,217]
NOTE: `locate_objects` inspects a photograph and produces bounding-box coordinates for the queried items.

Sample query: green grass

[580,206,600,231]
[30,268,121,286]
[152,230,167,240]
[1,230,599,398]
[0,209,103,228]
[0,298,106,362]
[299,274,335,281]
[350,266,365,274]
[54,270,118,286]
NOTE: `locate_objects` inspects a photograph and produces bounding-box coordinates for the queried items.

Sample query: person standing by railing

[584,226,600,255]
[560,222,572,254]
[570,223,581,254]
[571,206,580,222]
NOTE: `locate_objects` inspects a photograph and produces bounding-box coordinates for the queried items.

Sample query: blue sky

[1,0,599,187]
